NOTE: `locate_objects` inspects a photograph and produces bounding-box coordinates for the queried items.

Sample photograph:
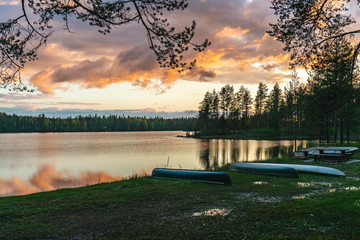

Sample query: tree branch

[21,0,45,37]
[131,1,157,56]
[71,0,137,26]
[0,15,25,30]
[318,29,360,46]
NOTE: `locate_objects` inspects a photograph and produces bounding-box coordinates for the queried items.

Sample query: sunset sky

[0,0,303,118]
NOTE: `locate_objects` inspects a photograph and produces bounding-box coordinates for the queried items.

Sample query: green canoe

[230,163,299,178]
[152,168,232,185]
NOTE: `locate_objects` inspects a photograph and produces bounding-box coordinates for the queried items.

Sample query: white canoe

[230,163,299,178]
[241,163,345,177]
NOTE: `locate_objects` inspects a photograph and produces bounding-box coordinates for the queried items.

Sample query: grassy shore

[2,154,360,239]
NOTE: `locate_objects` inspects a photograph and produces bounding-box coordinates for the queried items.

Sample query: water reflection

[0,132,316,197]
[199,139,313,169]
[0,165,124,197]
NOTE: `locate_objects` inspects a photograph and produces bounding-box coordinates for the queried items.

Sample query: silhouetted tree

[254,82,268,128]
[284,69,301,127]
[266,82,282,130]
[198,91,212,133]
[209,89,220,120]
[241,86,252,130]
[219,84,234,131]
[219,84,234,120]
[255,82,268,115]
[305,40,357,142]
[230,87,243,122]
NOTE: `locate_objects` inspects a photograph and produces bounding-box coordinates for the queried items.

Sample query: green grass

[2,154,360,239]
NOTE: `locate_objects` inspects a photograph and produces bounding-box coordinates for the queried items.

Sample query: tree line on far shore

[0,113,197,133]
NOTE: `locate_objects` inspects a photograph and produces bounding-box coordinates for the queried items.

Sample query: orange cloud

[215,26,250,40]
[29,68,63,94]
[28,39,292,93]
[28,44,218,94]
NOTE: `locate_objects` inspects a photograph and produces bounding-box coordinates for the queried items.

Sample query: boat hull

[230,163,299,178]
[243,163,345,177]
[152,168,232,185]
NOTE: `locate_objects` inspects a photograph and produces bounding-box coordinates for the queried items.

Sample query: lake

[0,131,314,196]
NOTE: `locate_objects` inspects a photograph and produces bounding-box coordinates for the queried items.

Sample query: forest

[0,113,197,133]
[197,64,360,143]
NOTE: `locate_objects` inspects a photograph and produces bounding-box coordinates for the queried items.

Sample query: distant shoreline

[181,133,315,141]
[0,130,185,134]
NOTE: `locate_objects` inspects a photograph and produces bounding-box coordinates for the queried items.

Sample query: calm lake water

[0,131,314,196]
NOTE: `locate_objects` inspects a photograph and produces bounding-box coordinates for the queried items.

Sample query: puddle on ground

[343,186,360,191]
[255,196,283,203]
[192,208,230,217]
[297,182,333,188]
[346,177,360,181]
[293,194,309,200]
[293,189,336,199]
[253,181,268,185]
[293,186,360,199]
[233,192,282,203]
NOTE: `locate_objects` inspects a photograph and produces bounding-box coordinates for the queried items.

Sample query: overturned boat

[230,162,299,178]
[152,168,232,185]
[234,163,345,177]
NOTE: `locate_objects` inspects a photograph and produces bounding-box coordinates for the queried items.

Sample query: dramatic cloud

[14,0,292,94]
[28,44,218,93]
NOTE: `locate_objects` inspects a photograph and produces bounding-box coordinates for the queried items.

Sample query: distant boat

[238,163,345,177]
[152,168,232,185]
[230,163,299,178]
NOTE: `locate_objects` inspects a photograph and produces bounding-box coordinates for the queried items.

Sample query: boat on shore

[152,168,232,185]
[240,163,345,177]
[230,163,299,178]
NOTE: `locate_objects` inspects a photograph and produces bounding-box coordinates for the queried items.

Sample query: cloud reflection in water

[0,165,124,197]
